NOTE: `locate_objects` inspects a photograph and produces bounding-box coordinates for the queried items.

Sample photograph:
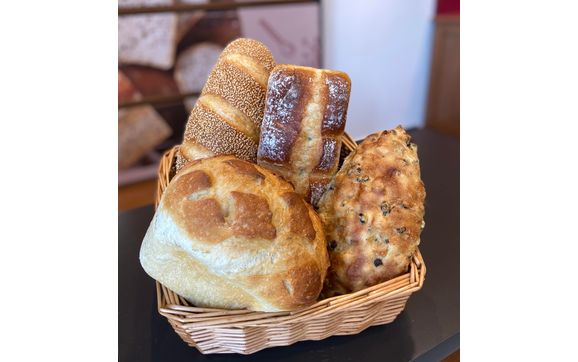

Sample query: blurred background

[119,0,459,211]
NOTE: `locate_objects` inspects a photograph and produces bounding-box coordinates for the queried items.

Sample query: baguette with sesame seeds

[177,38,276,171]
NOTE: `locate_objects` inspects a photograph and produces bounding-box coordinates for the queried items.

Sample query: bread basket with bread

[139,38,427,354]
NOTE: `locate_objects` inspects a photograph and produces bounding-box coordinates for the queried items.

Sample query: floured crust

[317,126,426,297]
[257,65,351,206]
[179,38,275,169]
[140,155,329,312]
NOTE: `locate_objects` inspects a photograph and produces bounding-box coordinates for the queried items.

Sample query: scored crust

[257,65,351,206]
[140,155,329,312]
[317,126,426,297]
[182,100,258,162]
[179,38,275,168]
[174,42,223,111]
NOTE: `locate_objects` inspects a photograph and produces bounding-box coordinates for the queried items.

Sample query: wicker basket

[153,133,426,354]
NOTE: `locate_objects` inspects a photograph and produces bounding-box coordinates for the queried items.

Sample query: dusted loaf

[140,155,329,312]
[257,65,351,206]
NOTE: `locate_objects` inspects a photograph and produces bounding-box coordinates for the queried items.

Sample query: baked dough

[317,127,425,296]
[140,155,329,311]
[177,38,275,170]
[257,65,351,206]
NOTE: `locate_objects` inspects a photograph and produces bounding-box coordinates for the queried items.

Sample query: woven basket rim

[153,132,426,328]
[156,250,425,327]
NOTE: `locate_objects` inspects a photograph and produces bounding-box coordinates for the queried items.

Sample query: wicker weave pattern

[153,133,426,354]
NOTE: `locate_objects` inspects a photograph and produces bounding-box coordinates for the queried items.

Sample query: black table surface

[119,128,459,362]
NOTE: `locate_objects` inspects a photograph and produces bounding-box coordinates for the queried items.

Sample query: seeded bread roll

[257,65,351,206]
[317,127,426,297]
[177,38,275,170]
[140,155,329,312]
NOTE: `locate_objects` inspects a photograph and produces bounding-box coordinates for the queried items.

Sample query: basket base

[159,280,418,355]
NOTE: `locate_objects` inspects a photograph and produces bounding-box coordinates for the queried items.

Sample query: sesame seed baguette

[178,38,275,170]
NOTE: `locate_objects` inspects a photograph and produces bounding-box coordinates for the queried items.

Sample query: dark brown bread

[257,65,351,206]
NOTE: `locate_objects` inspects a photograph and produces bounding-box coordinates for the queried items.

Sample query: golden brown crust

[140,155,330,312]
[286,262,323,306]
[181,198,229,244]
[197,94,259,142]
[202,59,267,128]
[179,38,275,168]
[174,169,211,194]
[176,143,214,173]
[318,126,426,297]
[257,65,351,206]
[183,101,259,162]
[282,192,316,242]
[220,38,276,75]
[222,159,265,180]
[230,191,276,240]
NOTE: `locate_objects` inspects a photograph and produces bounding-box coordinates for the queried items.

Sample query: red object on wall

[437,0,459,14]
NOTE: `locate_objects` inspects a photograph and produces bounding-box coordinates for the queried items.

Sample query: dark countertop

[119,127,459,362]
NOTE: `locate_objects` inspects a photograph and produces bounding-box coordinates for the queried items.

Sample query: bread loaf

[317,127,425,297]
[257,65,351,206]
[120,65,189,141]
[178,38,275,170]
[140,155,329,312]
[118,71,172,169]
[174,43,223,112]
[118,0,177,70]
[118,70,139,104]
[121,65,181,100]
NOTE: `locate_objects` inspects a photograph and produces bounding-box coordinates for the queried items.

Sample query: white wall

[239,3,320,67]
[323,0,436,139]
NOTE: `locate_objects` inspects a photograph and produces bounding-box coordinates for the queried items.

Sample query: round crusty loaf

[178,38,276,170]
[317,126,426,297]
[140,155,329,312]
